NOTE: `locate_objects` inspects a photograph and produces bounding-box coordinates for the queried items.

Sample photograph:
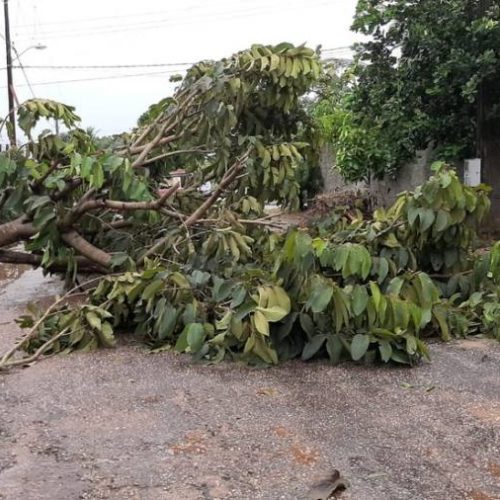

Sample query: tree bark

[0,217,36,248]
[61,231,113,268]
[0,249,108,274]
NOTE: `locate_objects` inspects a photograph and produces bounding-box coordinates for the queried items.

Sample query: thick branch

[122,134,181,157]
[61,230,113,268]
[0,249,108,274]
[71,184,180,221]
[184,160,247,227]
[0,217,36,248]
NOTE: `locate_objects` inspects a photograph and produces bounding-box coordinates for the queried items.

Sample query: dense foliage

[313,0,500,181]
[14,164,500,367]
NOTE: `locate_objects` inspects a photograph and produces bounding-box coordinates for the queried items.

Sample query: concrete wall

[369,147,435,206]
[319,145,434,208]
[319,144,368,195]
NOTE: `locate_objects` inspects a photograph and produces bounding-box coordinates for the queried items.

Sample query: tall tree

[344,0,500,185]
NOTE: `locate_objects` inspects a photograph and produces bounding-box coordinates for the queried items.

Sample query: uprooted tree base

[0,44,499,370]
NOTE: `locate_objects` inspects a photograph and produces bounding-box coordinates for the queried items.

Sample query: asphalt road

[0,268,499,500]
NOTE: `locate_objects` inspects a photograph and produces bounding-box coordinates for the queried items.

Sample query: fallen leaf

[256,387,278,396]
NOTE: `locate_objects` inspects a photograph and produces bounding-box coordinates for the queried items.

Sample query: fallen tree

[0,43,321,276]
[0,44,498,369]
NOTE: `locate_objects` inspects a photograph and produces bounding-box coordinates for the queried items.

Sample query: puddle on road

[0,264,63,309]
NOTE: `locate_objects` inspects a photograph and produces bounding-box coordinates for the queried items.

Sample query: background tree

[314,0,500,182]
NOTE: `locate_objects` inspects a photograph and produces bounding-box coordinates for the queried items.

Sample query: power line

[6,62,195,70]
[12,0,333,31]
[13,0,333,41]
[11,1,226,29]
[2,47,349,71]
[0,45,352,89]
[0,69,187,88]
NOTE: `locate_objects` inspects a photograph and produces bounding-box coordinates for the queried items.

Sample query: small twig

[0,328,71,369]
[140,148,209,166]
[0,275,109,369]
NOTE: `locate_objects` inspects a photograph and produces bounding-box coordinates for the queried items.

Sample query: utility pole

[3,0,16,146]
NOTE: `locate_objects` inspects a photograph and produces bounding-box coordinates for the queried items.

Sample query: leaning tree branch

[139,153,249,263]
[122,134,181,157]
[0,217,37,248]
[0,249,109,274]
[61,230,113,268]
[59,185,180,268]
[128,85,196,150]
[140,148,210,167]
[73,183,180,217]
[183,158,248,227]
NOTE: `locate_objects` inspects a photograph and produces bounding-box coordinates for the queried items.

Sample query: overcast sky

[1,0,359,141]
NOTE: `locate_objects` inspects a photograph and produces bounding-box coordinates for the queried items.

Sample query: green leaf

[391,350,410,365]
[190,270,211,286]
[256,305,289,322]
[175,327,189,352]
[230,286,247,308]
[299,313,315,338]
[97,321,116,347]
[383,233,400,248]
[352,285,369,316]
[434,210,449,232]
[186,323,206,352]
[370,282,382,310]
[386,277,404,296]
[419,209,435,232]
[142,279,164,300]
[252,335,278,364]
[350,334,370,361]
[33,207,56,229]
[302,335,326,360]
[326,335,343,364]
[272,286,291,314]
[110,253,129,268]
[27,195,51,212]
[213,277,234,301]
[405,334,418,355]
[182,303,197,324]
[433,304,450,341]
[306,282,333,313]
[158,305,178,340]
[378,341,392,363]
[254,310,270,336]
[85,311,101,330]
